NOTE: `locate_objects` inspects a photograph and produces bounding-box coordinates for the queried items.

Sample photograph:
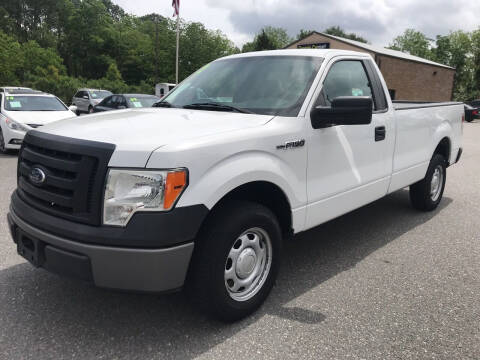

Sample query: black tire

[410,154,447,211]
[0,128,9,154]
[186,200,282,322]
[75,110,81,116]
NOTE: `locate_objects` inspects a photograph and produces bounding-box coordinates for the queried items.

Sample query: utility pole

[175,9,180,84]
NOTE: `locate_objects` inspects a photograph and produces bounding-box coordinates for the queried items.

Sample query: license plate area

[16,230,45,267]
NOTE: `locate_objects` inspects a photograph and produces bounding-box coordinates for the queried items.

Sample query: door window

[111,96,122,108]
[117,96,127,107]
[321,61,373,106]
[102,96,114,107]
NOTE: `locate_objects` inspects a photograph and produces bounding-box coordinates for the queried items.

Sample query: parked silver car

[71,88,112,115]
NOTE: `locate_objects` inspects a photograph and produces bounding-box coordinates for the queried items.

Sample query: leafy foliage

[1,0,479,103]
[242,26,292,52]
[389,29,433,59]
[324,26,368,44]
[0,0,239,102]
[390,28,480,100]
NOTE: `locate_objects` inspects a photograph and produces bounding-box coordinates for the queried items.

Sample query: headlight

[103,168,187,226]
[5,118,29,132]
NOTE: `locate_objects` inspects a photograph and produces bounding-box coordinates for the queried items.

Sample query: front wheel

[187,201,282,322]
[410,154,447,211]
[0,128,8,154]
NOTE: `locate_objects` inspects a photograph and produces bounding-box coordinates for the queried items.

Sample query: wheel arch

[433,136,451,164]
[202,181,293,238]
[431,121,453,165]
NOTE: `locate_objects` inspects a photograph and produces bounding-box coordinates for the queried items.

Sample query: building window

[388,89,396,100]
[297,42,330,49]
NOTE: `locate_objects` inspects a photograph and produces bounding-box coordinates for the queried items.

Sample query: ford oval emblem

[29,167,46,185]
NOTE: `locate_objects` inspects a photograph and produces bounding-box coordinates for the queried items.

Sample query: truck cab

[8,50,463,321]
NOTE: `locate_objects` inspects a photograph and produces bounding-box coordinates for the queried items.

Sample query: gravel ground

[0,122,479,360]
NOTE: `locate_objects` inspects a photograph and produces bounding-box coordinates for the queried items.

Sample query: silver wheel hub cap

[430,165,444,202]
[236,248,257,278]
[224,227,272,302]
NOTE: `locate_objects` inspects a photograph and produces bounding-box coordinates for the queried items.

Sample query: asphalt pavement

[0,122,479,359]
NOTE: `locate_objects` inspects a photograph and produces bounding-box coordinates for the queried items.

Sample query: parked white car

[8,50,463,321]
[72,88,112,115]
[0,90,75,153]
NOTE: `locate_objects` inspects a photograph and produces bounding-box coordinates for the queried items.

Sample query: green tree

[389,29,433,59]
[180,22,239,80]
[324,26,368,43]
[296,29,315,40]
[0,31,22,84]
[242,26,291,52]
[20,40,66,80]
[471,30,480,100]
[433,31,473,100]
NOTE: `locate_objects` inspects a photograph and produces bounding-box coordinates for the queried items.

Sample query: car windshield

[163,56,324,116]
[126,96,160,108]
[4,96,67,111]
[90,90,112,99]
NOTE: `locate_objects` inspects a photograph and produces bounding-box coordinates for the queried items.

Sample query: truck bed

[393,101,464,110]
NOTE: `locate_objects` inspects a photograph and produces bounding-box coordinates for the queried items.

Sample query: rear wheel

[187,201,282,322]
[410,154,447,211]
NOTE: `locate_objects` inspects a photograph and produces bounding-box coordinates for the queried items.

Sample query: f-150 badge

[276,139,305,150]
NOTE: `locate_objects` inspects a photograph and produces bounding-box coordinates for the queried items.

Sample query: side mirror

[311,96,373,129]
[83,95,89,99]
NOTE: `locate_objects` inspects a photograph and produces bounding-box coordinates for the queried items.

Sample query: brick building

[285,32,455,102]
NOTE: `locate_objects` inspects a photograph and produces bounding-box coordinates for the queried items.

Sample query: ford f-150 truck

[7,49,463,321]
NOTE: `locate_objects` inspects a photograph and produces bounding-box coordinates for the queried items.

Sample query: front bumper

[8,207,195,292]
[3,127,25,149]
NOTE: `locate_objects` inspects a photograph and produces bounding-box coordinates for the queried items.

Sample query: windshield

[4,96,67,111]
[163,56,323,116]
[126,96,160,108]
[90,90,112,99]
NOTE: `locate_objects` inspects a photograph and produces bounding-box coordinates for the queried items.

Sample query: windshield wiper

[183,102,252,114]
[153,101,172,108]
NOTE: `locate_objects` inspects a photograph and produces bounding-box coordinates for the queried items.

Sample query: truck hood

[4,110,76,125]
[37,108,274,167]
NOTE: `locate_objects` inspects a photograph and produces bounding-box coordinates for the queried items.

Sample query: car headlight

[5,118,29,132]
[103,168,187,226]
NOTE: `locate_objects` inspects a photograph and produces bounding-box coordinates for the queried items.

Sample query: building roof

[287,32,455,70]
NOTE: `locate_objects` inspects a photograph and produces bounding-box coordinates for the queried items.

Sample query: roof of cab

[3,91,54,96]
[3,89,46,95]
[219,49,372,61]
[78,88,111,92]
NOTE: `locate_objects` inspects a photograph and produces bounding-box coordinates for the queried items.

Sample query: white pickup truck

[8,49,463,321]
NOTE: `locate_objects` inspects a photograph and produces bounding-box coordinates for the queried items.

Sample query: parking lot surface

[0,123,479,360]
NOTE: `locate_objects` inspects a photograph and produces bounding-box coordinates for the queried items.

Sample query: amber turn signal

[164,170,187,209]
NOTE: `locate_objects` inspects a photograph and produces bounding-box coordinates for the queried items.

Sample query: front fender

[177,150,305,211]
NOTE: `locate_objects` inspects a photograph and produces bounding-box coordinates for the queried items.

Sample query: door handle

[375,126,386,141]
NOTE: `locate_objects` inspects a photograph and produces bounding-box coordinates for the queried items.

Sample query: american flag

[172,0,180,16]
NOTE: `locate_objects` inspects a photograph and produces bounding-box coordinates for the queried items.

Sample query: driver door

[305,58,394,229]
